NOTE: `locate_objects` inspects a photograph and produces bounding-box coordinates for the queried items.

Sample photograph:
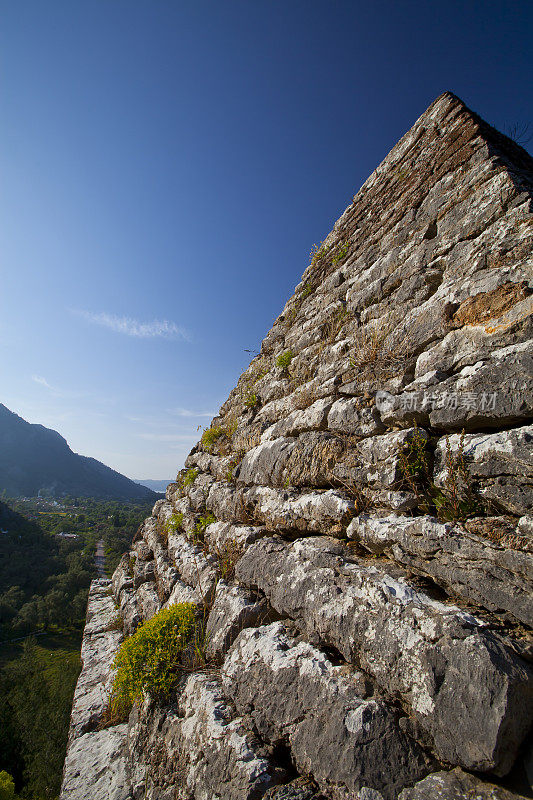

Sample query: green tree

[0,771,16,800]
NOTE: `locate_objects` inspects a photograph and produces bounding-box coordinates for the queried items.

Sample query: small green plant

[201,419,237,454]
[182,468,198,488]
[165,512,184,535]
[301,281,315,299]
[176,467,199,496]
[397,429,483,521]
[201,426,224,452]
[309,241,329,265]
[276,349,294,370]
[243,391,259,409]
[331,241,350,266]
[105,603,198,720]
[214,539,242,580]
[398,426,432,513]
[191,512,216,544]
[224,453,243,483]
[399,427,430,484]
[433,433,483,521]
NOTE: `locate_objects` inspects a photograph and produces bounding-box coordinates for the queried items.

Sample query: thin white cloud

[30,375,113,405]
[32,375,53,389]
[168,407,216,418]
[73,310,190,341]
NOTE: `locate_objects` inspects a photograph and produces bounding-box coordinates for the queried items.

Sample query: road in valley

[95,539,106,578]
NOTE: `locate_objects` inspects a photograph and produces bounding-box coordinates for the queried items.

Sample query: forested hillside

[0,497,153,798]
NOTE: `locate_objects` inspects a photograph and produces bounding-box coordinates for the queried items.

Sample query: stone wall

[61,93,533,800]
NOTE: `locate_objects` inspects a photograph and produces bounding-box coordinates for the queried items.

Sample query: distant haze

[135,479,171,493]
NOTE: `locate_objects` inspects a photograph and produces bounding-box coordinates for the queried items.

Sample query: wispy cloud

[32,375,53,389]
[31,375,114,406]
[168,407,216,418]
[73,310,190,340]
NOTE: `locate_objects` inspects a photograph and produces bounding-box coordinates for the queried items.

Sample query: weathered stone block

[327,397,385,437]
[163,578,199,609]
[245,486,355,535]
[119,588,142,636]
[205,521,267,552]
[381,342,533,431]
[60,725,131,800]
[434,425,533,515]
[112,554,133,600]
[69,580,122,741]
[167,533,219,602]
[127,678,286,800]
[133,541,152,561]
[137,582,161,621]
[133,558,155,589]
[222,623,429,800]
[238,437,297,486]
[397,768,530,799]
[281,431,346,488]
[261,398,334,440]
[347,513,533,626]
[235,536,533,774]
[332,428,428,489]
[206,581,270,660]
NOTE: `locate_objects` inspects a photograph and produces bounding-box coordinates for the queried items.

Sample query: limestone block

[133,558,155,589]
[222,622,429,800]
[327,397,385,437]
[332,428,428,489]
[397,768,530,799]
[163,578,199,608]
[205,581,270,660]
[127,678,286,800]
[434,425,533,515]
[261,397,334,440]
[69,580,123,741]
[112,554,133,601]
[245,486,355,535]
[119,588,143,636]
[236,536,533,774]
[347,513,533,626]
[137,582,161,621]
[60,725,131,800]
[381,342,533,431]
[204,521,267,552]
[238,437,297,486]
[167,533,219,602]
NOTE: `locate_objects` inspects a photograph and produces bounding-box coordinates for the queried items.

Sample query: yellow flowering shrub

[107,603,197,720]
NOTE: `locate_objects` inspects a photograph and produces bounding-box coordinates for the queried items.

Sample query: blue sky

[1,1,531,480]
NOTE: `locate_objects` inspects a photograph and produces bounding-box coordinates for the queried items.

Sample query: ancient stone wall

[61,93,533,800]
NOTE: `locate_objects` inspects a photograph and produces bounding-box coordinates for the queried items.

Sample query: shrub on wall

[106,603,198,722]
